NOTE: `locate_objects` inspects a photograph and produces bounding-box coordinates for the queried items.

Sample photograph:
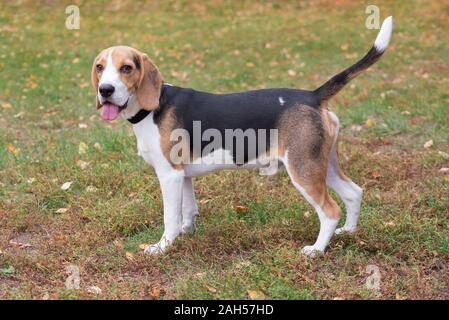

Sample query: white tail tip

[374,16,393,51]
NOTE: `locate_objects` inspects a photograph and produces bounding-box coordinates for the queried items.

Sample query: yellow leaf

[78,141,88,155]
[139,244,149,250]
[55,208,69,214]
[445,174,449,182]
[93,143,102,151]
[125,252,134,261]
[1,102,12,109]
[234,205,249,213]
[365,118,376,128]
[384,221,395,228]
[247,289,265,300]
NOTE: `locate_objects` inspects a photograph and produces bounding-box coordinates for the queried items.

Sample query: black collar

[126,109,151,124]
[126,84,167,124]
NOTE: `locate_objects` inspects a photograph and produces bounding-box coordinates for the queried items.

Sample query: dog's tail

[314,16,393,103]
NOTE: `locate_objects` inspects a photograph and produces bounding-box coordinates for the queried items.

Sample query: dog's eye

[120,65,132,74]
[96,64,104,72]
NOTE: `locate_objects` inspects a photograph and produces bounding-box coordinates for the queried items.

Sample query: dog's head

[91,46,163,121]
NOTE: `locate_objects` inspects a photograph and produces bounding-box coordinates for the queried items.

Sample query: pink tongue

[101,102,120,121]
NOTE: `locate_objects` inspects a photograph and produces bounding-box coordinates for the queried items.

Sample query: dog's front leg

[181,177,199,234]
[145,170,184,255]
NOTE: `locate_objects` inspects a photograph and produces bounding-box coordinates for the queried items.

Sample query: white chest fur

[132,113,174,175]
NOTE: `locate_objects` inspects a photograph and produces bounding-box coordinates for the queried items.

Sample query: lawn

[0,0,448,299]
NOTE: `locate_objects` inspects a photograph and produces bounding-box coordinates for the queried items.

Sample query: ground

[0,0,448,300]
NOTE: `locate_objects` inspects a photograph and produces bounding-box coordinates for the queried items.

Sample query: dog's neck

[121,83,169,124]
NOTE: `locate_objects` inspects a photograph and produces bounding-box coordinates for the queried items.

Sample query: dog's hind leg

[181,177,199,234]
[325,112,363,234]
[284,153,341,256]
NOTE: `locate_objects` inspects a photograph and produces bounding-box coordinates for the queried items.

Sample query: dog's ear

[91,55,101,109]
[136,53,163,111]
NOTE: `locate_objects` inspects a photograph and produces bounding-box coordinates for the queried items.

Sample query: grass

[1,0,448,299]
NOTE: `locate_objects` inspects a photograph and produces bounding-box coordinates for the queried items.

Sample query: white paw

[301,245,324,257]
[144,241,168,255]
[335,226,357,235]
[181,213,198,234]
[181,223,195,234]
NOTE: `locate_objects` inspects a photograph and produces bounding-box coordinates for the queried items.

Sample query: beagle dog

[91,17,393,256]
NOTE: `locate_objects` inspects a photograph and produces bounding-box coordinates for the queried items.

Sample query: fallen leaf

[445,174,449,182]
[9,240,31,248]
[86,186,98,193]
[1,102,12,109]
[287,69,296,77]
[78,141,88,155]
[76,160,89,170]
[365,118,376,128]
[384,221,395,228]
[194,272,206,279]
[235,205,249,213]
[247,289,265,300]
[439,168,449,173]
[7,143,20,155]
[55,207,68,214]
[340,43,349,51]
[61,181,73,190]
[27,177,36,184]
[149,286,161,299]
[72,57,80,64]
[113,239,124,249]
[371,171,381,179]
[93,143,102,151]
[207,286,217,293]
[53,235,65,241]
[423,139,433,149]
[125,252,134,261]
[78,123,88,129]
[87,286,102,295]
[13,111,24,118]
[438,151,449,160]
[303,211,311,218]
[139,243,149,250]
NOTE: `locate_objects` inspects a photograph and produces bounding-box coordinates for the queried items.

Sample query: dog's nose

[99,84,115,98]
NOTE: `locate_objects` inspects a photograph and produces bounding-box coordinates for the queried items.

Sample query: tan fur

[91,46,163,111]
[136,54,163,111]
[278,104,341,219]
[111,47,142,93]
[91,49,107,109]
[157,107,184,170]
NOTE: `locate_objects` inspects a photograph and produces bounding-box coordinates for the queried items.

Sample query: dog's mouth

[100,100,128,121]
